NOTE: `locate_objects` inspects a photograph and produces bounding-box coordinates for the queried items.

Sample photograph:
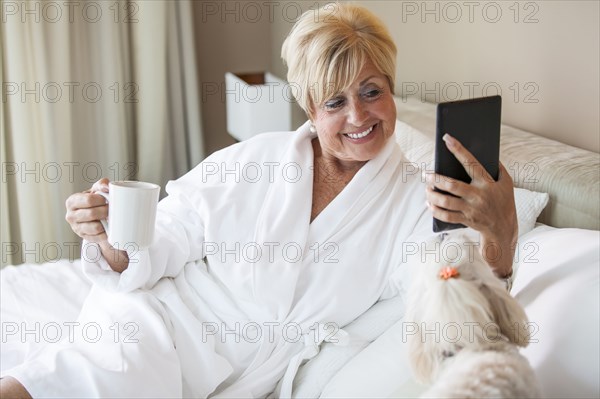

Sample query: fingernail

[443,133,456,148]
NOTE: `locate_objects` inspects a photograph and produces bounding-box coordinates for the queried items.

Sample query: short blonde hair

[281,3,397,119]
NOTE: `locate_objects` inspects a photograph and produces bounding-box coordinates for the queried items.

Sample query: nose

[347,97,369,126]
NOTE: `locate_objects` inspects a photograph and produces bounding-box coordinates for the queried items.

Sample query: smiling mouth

[343,124,375,139]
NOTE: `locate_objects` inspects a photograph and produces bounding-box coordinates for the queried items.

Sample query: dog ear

[406,320,440,384]
[481,282,531,347]
[404,279,441,384]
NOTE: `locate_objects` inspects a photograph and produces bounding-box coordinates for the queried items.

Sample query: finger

[426,173,470,198]
[70,218,107,241]
[426,186,465,212]
[70,205,108,224]
[427,202,465,225]
[66,192,108,211]
[443,134,492,182]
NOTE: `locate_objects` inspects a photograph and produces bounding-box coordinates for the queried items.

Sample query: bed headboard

[394,96,600,230]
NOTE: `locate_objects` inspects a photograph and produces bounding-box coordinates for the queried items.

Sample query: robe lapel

[308,132,401,245]
[250,122,314,320]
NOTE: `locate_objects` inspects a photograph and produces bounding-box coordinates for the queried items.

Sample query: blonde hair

[281,3,397,119]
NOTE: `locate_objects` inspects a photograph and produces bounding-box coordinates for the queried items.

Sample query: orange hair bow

[439,266,460,280]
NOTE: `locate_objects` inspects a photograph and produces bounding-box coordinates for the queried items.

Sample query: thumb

[91,178,110,193]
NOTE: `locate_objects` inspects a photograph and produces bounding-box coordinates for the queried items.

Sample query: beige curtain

[0,0,204,267]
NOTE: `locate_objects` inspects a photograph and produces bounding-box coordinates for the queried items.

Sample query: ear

[404,284,440,384]
[406,322,440,384]
[481,282,531,347]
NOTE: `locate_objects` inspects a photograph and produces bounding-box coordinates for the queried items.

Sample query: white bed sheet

[513,225,600,398]
[0,260,90,373]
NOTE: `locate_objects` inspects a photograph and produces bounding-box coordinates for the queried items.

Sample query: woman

[0,3,516,398]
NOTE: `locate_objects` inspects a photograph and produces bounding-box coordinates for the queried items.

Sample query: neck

[311,138,366,175]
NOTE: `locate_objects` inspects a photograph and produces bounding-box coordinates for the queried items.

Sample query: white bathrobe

[5,121,432,398]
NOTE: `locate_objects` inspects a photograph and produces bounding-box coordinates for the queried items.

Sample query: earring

[309,123,316,133]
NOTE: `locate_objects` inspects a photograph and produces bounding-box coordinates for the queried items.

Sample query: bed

[1,97,599,398]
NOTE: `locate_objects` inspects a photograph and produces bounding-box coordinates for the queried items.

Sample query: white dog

[404,234,541,398]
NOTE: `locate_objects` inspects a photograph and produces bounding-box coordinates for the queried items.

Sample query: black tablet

[433,95,502,232]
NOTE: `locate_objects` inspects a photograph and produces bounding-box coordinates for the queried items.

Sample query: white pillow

[320,318,420,398]
[291,295,406,398]
[514,188,549,236]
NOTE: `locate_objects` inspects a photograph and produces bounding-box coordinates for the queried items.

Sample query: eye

[362,87,384,100]
[324,97,345,110]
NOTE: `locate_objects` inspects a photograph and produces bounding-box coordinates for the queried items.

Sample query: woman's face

[311,62,397,167]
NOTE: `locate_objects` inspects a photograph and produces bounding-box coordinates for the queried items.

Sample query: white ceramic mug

[95,181,160,250]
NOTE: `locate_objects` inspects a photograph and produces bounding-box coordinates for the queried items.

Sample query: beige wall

[192,1,272,153]
[197,1,599,153]
[269,2,312,129]
[268,0,599,153]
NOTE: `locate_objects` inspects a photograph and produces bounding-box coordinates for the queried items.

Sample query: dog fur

[404,234,541,398]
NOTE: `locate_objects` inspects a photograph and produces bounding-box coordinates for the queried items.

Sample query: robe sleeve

[81,175,208,293]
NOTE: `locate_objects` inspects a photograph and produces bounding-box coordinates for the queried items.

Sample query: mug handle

[94,191,110,235]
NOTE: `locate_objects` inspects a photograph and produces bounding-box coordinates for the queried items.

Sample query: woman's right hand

[65,178,110,243]
[65,178,129,272]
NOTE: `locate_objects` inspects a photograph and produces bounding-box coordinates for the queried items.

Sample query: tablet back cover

[433,95,502,232]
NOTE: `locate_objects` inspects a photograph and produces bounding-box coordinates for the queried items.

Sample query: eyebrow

[359,75,385,86]
[360,75,383,85]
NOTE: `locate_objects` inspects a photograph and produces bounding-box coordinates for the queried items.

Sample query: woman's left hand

[425,134,517,278]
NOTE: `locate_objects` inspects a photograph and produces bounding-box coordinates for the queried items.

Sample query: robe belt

[278,323,351,397]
